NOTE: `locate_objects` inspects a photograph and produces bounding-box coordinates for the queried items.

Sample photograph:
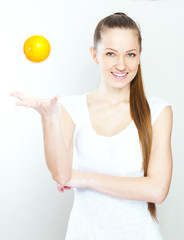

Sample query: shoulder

[146,94,173,125]
[146,95,171,108]
[58,93,83,110]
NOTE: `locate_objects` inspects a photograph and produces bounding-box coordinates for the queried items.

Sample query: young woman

[11,12,173,239]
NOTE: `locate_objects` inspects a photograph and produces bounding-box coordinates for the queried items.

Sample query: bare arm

[11,92,75,186]
[70,106,173,204]
[41,115,71,186]
[40,99,76,186]
[85,172,163,203]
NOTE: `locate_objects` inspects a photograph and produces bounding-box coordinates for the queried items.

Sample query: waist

[73,188,148,220]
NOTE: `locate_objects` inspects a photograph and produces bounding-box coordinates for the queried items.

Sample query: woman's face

[90,28,142,89]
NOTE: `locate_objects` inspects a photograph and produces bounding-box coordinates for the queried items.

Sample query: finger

[30,99,46,107]
[58,187,64,193]
[11,92,29,101]
[15,101,27,107]
[16,101,32,108]
[37,100,47,106]
[51,95,59,104]
[56,184,64,192]
[37,101,44,106]
[64,186,71,190]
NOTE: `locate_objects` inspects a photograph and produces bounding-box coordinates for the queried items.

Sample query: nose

[115,55,126,70]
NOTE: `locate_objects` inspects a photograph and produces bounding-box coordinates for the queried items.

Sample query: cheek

[99,57,114,69]
[130,65,139,79]
[128,59,139,71]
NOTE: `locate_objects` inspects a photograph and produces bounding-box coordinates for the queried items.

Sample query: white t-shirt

[58,92,172,240]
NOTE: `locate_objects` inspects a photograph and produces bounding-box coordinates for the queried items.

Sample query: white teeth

[113,72,127,77]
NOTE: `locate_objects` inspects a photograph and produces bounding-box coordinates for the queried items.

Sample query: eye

[127,53,136,57]
[106,52,115,56]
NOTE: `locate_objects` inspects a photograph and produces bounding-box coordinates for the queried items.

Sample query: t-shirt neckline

[82,92,134,139]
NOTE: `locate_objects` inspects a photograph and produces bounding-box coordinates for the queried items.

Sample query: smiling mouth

[111,72,129,80]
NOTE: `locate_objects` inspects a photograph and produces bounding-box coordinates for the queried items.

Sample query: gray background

[0,0,183,239]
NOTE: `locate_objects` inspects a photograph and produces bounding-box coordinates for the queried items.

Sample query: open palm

[10,91,60,118]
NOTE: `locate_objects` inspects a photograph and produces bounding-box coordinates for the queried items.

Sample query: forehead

[98,28,139,50]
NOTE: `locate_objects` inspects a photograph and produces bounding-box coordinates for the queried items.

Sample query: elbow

[155,188,167,204]
[52,172,71,186]
[150,177,169,204]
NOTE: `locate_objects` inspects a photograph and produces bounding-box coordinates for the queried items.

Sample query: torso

[86,91,133,137]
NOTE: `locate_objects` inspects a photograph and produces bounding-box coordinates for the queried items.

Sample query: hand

[56,183,71,193]
[10,91,60,119]
[56,169,88,193]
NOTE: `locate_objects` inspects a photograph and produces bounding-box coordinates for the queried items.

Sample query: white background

[0,0,183,239]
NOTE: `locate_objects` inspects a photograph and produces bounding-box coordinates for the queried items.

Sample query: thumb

[51,95,60,104]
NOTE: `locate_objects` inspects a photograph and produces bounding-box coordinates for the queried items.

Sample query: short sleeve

[147,95,172,125]
[58,95,81,126]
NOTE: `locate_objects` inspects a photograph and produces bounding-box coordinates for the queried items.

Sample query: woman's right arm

[41,102,75,186]
[11,92,75,187]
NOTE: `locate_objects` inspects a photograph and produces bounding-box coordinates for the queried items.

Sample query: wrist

[41,114,60,123]
[83,172,93,188]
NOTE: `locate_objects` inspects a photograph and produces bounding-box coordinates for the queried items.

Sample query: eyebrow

[105,48,137,52]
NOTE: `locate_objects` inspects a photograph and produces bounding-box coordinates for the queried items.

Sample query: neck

[95,84,130,104]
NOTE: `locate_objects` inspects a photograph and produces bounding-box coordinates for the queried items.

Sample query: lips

[111,72,128,77]
[111,72,129,80]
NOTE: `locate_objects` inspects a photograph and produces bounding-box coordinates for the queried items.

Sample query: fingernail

[64,186,71,189]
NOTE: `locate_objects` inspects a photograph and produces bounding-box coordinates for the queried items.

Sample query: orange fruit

[23,35,51,63]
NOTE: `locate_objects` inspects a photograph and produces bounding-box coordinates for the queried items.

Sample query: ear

[89,46,99,64]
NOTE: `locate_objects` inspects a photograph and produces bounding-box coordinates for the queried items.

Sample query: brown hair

[93,12,158,223]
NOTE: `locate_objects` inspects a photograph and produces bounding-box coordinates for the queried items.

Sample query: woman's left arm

[67,106,173,204]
